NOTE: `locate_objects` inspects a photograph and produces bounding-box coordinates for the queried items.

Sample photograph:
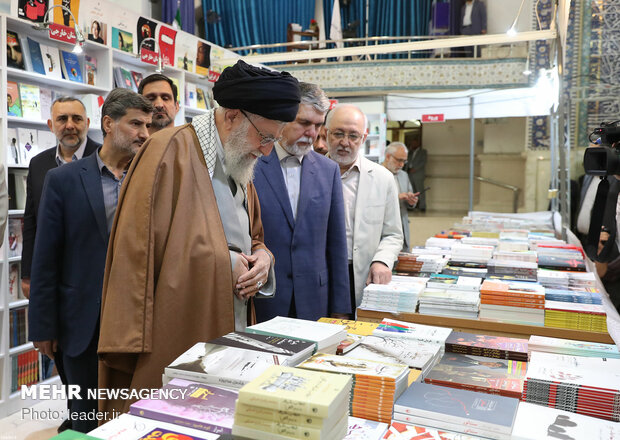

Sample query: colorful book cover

[84,55,97,85]
[537,255,586,272]
[17,127,38,166]
[237,365,351,418]
[175,32,196,72]
[88,413,219,439]
[8,217,24,258]
[27,37,46,75]
[137,16,158,52]
[112,27,134,53]
[19,84,42,120]
[40,43,63,79]
[18,0,48,23]
[424,353,526,399]
[318,318,380,336]
[52,0,79,27]
[246,316,347,351]
[196,41,211,75]
[60,50,83,83]
[130,378,236,434]
[158,25,177,67]
[50,429,100,439]
[7,128,19,165]
[7,82,22,117]
[372,318,453,345]
[445,331,528,360]
[131,71,144,89]
[208,331,314,357]
[81,0,108,45]
[196,88,207,109]
[7,31,25,70]
[382,422,473,439]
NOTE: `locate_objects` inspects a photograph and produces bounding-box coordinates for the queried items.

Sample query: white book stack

[492,250,538,263]
[391,275,430,287]
[461,236,500,247]
[567,271,597,289]
[410,247,450,257]
[497,239,529,252]
[528,335,620,359]
[537,268,570,289]
[424,237,457,250]
[372,318,452,347]
[360,282,424,313]
[450,243,494,264]
[418,288,480,319]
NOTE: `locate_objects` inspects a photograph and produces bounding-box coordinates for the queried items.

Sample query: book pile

[424,352,527,399]
[461,236,499,247]
[479,279,545,326]
[129,378,237,434]
[567,271,597,290]
[522,351,620,421]
[512,402,620,440]
[492,250,538,263]
[528,335,620,358]
[441,264,487,278]
[544,287,602,304]
[382,421,481,439]
[246,316,347,354]
[418,288,480,319]
[544,300,608,332]
[359,282,424,313]
[89,413,220,439]
[537,254,586,272]
[449,243,494,266]
[164,332,315,390]
[536,242,584,258]
[344,335,442,379]
[299,353,410,424]
[344,416,388,440]
[486,260,537,282]
[393,382,519,440]
[537,268,569,289]
[372,318,453,346]
[317,318,379,355]
[424,237,456,250]
[426,274,482,291]
[394,253,447,275]
[445,331,529,362]
[233,365,351,439]
[496,238,529,252]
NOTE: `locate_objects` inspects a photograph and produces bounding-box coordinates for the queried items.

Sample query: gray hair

[51,96,87,114]
[299,82,329,114]
[325,103,368,132]
[386,142,407,156]
[101,88,154,137]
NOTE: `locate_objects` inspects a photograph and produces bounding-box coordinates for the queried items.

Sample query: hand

[408,192,419,206]
[366,262,392,285]
[34,340,57,360]
[231,253,250,300]
[235,250,271,300]
[598,230,610,256]
[21,278,30,299]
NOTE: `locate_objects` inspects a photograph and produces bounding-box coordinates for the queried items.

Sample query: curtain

[202,0,315,51]
[163,0,195,35]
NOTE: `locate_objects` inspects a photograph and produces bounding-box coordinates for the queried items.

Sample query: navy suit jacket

[459,0,487,35]
[253,149,351,321]
[28,152,109,357]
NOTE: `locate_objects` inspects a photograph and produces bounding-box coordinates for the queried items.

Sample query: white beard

[282,136,314,156]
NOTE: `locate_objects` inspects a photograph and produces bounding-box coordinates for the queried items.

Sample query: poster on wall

[80,0,108,45]
[175,32,196,73]
[109,7,138,54]
[157,25,177,67]
[195,41,211,75]
[137,17,158,52]
[53,0,80,27]
[17,0,48,23]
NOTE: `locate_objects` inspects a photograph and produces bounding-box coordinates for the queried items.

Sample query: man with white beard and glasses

[326,104,403,313]
[138,73,180,134]
[253,82,350,322]
[97,60,300,417]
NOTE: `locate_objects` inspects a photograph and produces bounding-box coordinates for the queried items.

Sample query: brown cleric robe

[97,123,271,417]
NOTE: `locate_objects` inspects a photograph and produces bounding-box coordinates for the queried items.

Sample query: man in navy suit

[459,0,487,57]
[28,89,153,432]
[253,83,350,321]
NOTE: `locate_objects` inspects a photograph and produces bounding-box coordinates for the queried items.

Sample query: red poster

[48,23,77,44]
[421,114,445,123]
[157,25,177,67]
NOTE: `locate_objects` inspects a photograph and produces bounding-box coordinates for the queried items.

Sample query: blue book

[27,38,45,75]
[394,382,519,435]
[545,288,602,304]
[60,50,83,83]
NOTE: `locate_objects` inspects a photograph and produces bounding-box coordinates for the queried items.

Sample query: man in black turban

[97,61,301,417]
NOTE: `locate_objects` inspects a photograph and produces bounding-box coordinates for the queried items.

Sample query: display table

[356,309,615,344]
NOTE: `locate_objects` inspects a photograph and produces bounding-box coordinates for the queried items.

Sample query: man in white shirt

[459,0,487,57]
[326,104,403,310]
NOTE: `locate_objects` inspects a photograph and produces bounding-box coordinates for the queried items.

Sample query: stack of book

[445,331,529,362]
[492,250,538,263]
[486,260,537,282]
[424,352,527,399]
[394,253,447,275]
[479,279,545,326]
[568,271,597,290]
[544,288,602,304]
[372,318,453,347]
[344,417,388,440]
[317,318,379,355]
[441,264,487,278]
[233,365,350,440]
[344,335,443,379]
[537,255,586,272]
[497,238,529,252]
[393,382,519,440]
[544,301,608,332]
[299,353,410,424]
[461,236,499,247]
[425,274,483,291]
[246,316,348,354]
[418,288,480,319]
[164,332,315,390]
[527,335,620,359]
[512,402,620,439]
[425,237,456,250]
[537,268,570,289]
[359,283,424,313]
[449,243,494,267]
[89,413,220,439]
[129,378,237,434]
[522,352,620,421]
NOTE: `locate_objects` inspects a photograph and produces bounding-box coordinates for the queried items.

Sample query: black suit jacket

[21,138,100,278]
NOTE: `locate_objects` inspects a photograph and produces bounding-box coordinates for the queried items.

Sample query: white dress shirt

[275,143,304,220]
[463,2,474,26]
[340,155,362,260]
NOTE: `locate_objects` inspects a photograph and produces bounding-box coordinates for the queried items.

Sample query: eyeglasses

[240,110,281,147]
[328,130,363,143]
[392,157,407,164]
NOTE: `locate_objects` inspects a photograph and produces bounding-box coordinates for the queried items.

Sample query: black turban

[213,60,301,122]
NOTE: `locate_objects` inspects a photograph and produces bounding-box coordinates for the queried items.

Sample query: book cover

[208,331,314,357]
[394,382,519,434]
[7,128,19,165]
[246,316,346,351]
[39,43,63,79]
[318,318,379,336]
[120,67,136,91]
[345,416,388,440]
[137,16,158,52]
[25,37,45,75]
[196,41,211,75]
[112,27,134,53]
[7,31,25,70]
[18,0,48,23]
[186,83,197,108]
[196,88,207,109]
[8,263,20,302]
[372,318,452,345]
[8,218,23,259]
[382,422,468,440]
[60,50,83,83]
[299,352,409,382]
[52,0,79,27]
[84,55,97,85]
[89,413,220,439]
[445,331,528,360]
[40,87,53,119]
[131,71,144,89]
[537,255,586,272]
[175,32,196,72]
[7,82,22,117]
[17,127,38,166]
[50,429,100,439]
[528,335,620,358]
[130,378,236,434]
[19,84,41,120]
[82,0,108,45]
[158,25,177,66]
[424,353,526,399]
[345,335,440,371]
[237,365,351,418]
[235,401,339,429]
[233,412,347,440]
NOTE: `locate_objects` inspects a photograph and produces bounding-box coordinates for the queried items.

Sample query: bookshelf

[0,9,240,418]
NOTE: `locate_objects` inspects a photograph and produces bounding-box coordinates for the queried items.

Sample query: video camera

[583,121,620,175]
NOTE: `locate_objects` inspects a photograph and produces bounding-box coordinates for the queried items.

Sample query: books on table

[246,316,347,352]
[544,300,607,332]
[382,421,481,439]
[129,378,236,434]
[527,335,620,358]
[372,318,452,346]
[393,382,519,439]
[345,416,389,440]
[318,318,379,354]
[418,288,480,320]
[164,333,314,390]
[89,413,219,439]
[444,331,528,361]
[360,282,423,313]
